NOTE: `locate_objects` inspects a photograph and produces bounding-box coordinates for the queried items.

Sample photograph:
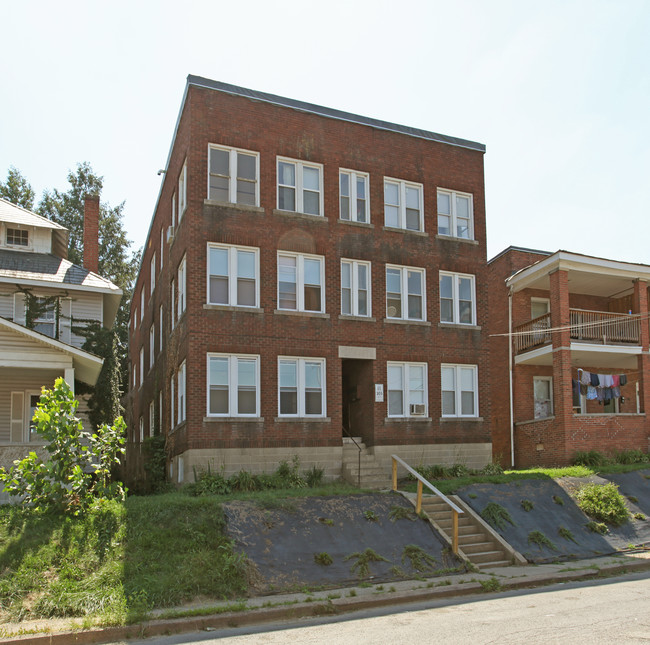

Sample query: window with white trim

[160,228,164,270]
[341,259,371,317]
[441,364,478,417]
[387,362,427,417]
[386,265,425,321]
[278,252,324,313]
[170,373,175,430]
[7,228,28,247]
[170,279,175,329]
[33,297,56,338]
[178,161,187,220]
[139,416,144,442]
[339,170,369,223]
[534,376,553,419]
[171,191,176,227]
[208,145,259,206]
[439,272,476,325]
[208,244,259,307]
[159,305,164,353]
[177,360,186,424]
[177,256,186,319]
[207,354,260,417]
[384,179,423,231]
[149,325,155,369]
[140,289,144,322]
[132,365,136,390]
[159,390,162,434]
[277,158,323,216]
[150,254,156,294]
[149,401,155,437]
[139,348,144,388]
[278,358,326,417]
[437,189,473,239]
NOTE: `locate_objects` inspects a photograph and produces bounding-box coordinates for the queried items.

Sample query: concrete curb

[4,553,650,645]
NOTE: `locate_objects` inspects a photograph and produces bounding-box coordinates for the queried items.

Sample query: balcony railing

[514,310,641,354]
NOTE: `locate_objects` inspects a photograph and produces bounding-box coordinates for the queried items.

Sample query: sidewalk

[3,550,650,645]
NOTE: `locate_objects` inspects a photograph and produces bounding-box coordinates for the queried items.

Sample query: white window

[341,260,371,317]
[139,348,144,388]
[178,160,187,219]
[159,390,163,434]
[534,376,553,419]
[177,456,184,483]
[170,373,175,430]
[387,363,428,417]
[207,354,260,417]
[133,309,137,331]
[441,364,478,417]
[278,252,324,313]
[177,256,186,319]
[149,401,155,437]
[437,189,473,239]
[160,228,164,270]
[7,228,28,247]
[339,170,369,223]
[278,357,326,417]
[386,265,425,321]
[27,392,41,441]
[170,279,175,330]
[149,325,155,369]
[139,417,144,442]
[384,179,423,231]
[133,365,136,390]
[171,191,177,228]
[140,289,144,322]
[277,158,323,216]
[150,254,156,294]
[33,297,56,338]
[177,360,186,424]
[208,145,259,206]
[439,272,476,325]
[208,244,259,307]
[159,305,164,353]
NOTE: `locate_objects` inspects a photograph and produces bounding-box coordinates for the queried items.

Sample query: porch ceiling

[515,343,642,370]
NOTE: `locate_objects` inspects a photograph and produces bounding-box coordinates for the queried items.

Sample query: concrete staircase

[419,494,515,569]
[341,437,392,489]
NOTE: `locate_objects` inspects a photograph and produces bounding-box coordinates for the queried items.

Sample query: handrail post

[452,510,459,554]
[392,457,397,491]
[416,480,423,514]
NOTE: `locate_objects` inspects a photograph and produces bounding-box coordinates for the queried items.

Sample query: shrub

[576,483,629,526]
[304,465,324,488]
[613,450,649,465]
[229,469,261,492]
[572,450,609,467]
[480,462,504,476]
[447,463,471,478]
[187,466,231,496]
[273,456,306,489]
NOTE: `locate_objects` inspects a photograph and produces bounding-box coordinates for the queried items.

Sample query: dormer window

[7,228,28,247]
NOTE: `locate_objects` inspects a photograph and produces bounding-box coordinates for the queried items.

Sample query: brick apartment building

[126,75,491,485]
[489,246,650,467]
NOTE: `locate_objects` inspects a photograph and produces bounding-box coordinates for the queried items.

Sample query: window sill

[274,417,331,423]
[438,322,481,331]
[339,315,376,322]
[340,219,373,229]
[383,318,431,327]
[204,199,265,214]
[384,417,431,423]
[382,226,428,237]
[516,416,555,426]
[203,416,264,423]
[440,416,484,422]
[203,304,264,314]
[435,234,478,246]
[273,209,328,223]
[274,309,330,319]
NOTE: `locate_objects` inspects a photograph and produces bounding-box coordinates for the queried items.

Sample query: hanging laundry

[587,385,598,400]
[620,374,628,386]
[580,370,591,386]
[603,387,612,402]
[590,373,600,387]
[580,383,588,396]
[612,386,621,398]
[597,387,605,402]
[612,374,620,387]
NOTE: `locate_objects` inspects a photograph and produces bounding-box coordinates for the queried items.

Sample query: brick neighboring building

[489,246,650,467]
[126,75,491,486]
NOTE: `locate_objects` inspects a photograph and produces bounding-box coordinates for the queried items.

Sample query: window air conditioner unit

[410,404,426,416]
[166,226,175,243]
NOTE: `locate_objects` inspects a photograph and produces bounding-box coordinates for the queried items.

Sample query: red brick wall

[127,84,491,460]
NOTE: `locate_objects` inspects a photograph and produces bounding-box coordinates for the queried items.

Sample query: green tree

[37,162,140,411]
[0,166,35,209]
[0,378,126,514]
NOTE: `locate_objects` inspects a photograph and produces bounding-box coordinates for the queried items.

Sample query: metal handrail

[342,425,362,488]
[391,454,464,554]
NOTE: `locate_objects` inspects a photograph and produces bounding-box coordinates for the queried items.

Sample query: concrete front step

[457,541,497,555]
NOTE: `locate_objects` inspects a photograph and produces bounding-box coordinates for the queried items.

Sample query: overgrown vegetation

[364,510,379,522]
[586,521,608,534]
[344,548,389,578]
[388,505,417,522]
[527,530,557,550]
[572,449,649,468]
[412,461,503,483]
[479,577,503,593]
[401,545,438,573]
[558,526,577,543]
[0,379,126,514]
[576,483,629,526]
[314,552,333,566]
[480,503,515,530]
[521,499,534,512]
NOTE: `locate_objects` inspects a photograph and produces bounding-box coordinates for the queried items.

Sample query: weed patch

[521,499,534,512]
[528,530,557,550]
[558,527,577,543]
[586,521,608,535]
[364,510,379,522]
[480,503,515,530]
[388,505,416,522]
[576,483,629,526]
[313,552,333,566]
[479,577,503,592]
[344,548,389,578]
[552,495,564,505]
[401,545,438,573]
[633,513,646,521]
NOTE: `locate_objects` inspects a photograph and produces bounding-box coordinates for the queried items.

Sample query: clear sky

[1,0,649,263]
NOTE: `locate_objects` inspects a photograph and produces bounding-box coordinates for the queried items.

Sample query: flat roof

[187,75,486,153]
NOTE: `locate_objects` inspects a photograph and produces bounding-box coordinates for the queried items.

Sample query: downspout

[508,287,515,468]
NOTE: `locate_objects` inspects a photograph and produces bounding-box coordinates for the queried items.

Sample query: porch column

[632,280,650,418]
[64,367,75,395]
[549,269,573,463]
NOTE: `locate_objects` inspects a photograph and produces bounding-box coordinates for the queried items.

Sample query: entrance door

[341,359,374,443]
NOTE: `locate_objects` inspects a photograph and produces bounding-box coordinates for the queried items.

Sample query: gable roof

[0,197,67,230]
